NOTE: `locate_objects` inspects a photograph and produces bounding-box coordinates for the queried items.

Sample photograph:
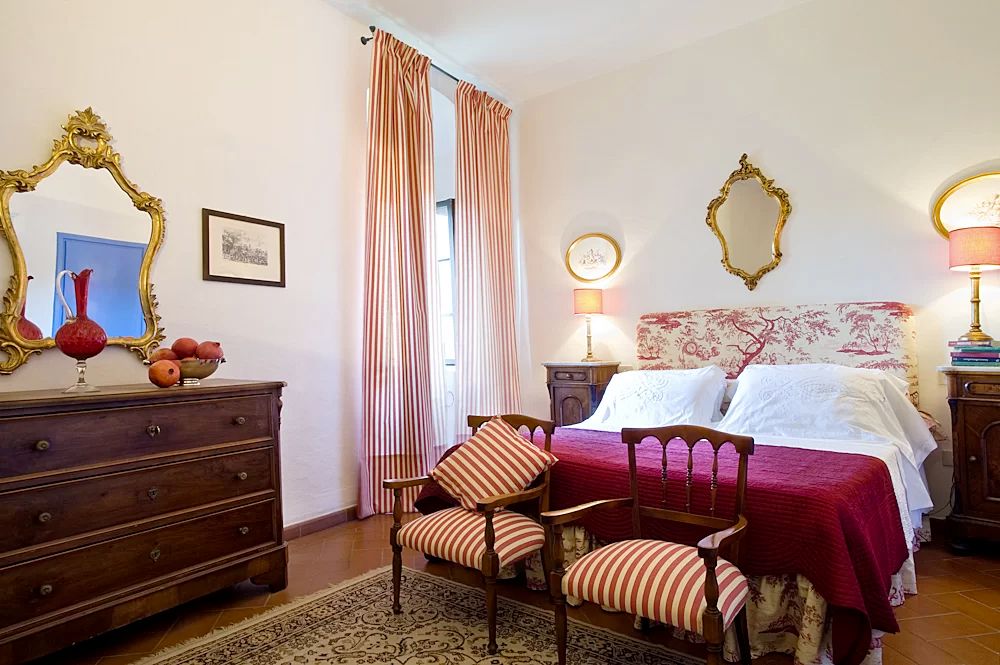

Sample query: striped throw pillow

[430,417,558,511]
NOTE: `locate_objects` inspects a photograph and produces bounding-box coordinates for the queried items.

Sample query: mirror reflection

[715,178,781,275]
[10,164,151,339]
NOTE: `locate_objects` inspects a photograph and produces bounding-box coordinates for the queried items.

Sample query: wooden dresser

[0,379,287,665]
[942,366,1000,550]
[543,361,619,426]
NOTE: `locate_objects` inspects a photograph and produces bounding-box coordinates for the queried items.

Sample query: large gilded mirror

[0,109,165,373]
[706,154,791,290]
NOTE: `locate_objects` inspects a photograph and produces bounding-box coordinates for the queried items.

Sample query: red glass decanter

[54,268,107,393]
[16,275,44,341]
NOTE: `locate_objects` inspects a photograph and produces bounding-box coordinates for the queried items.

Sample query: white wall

[0,0,369,525]
[518,0,1000,510]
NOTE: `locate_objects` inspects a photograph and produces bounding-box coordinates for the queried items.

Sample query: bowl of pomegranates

[147,338,225,388]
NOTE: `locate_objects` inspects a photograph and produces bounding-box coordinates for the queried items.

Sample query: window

[435,198,456,365]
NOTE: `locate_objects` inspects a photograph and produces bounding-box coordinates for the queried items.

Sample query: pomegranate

[149,347,179,363]
[171,337,199,358]
[148,360,180,388]
[195,341,224,360]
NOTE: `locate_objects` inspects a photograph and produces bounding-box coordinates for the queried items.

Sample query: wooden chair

[383,414,556,655]
[541,425,754,665]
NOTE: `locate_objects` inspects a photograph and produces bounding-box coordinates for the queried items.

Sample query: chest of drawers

[0,380,287,665]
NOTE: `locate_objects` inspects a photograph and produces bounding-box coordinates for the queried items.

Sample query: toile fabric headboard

[636,302,918,401]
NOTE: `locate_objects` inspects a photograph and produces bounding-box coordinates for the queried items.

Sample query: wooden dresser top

[0,379,286,410]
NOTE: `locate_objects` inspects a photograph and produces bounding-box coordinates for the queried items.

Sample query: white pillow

[717,364,936,467]
[571,366,727,431]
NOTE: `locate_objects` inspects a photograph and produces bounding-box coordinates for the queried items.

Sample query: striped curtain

[453,82,521,428]
[359,31,445,517]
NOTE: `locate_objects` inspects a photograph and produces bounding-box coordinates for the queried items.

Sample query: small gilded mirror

[0,109,165,373]
[706,154,791,290]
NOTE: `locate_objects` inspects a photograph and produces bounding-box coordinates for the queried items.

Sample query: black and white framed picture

[202,209,286,287]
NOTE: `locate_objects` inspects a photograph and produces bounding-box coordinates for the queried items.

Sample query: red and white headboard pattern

[636,302,918,400]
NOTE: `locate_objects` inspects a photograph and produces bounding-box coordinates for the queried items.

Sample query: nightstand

[543,361,619,426]
[940,366,1000,549]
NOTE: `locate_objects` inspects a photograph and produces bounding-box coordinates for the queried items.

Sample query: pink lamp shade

[573,289,603,315]
[949,226,1000,272]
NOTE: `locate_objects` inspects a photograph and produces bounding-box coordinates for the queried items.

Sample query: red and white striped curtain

[359,31,445,517]
[454,82,521,426]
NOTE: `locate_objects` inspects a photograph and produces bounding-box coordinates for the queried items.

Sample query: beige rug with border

[135,566,702,664]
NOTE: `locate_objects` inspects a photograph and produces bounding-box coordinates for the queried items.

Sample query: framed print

[565,232,622,282]
[202,209,285,287]
[933,171,1000,238]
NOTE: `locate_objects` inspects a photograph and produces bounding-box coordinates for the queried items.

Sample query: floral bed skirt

[505,526,916,665]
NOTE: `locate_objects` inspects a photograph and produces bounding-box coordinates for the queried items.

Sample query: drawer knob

[238,526,250,536]
[969,455,978,463]
[34,439,50,452]
[146,424,161,438]
[37,512,52,524]
[233,416,247,426]
[150,547,161,563]
[147,487,160,501]
[236,471,248,481]
[38,584,53,596]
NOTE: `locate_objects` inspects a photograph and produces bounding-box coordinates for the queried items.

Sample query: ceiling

[329,0,813,103]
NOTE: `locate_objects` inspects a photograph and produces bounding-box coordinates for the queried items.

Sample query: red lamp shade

[573,288,603,315]
[950,227,1000,272]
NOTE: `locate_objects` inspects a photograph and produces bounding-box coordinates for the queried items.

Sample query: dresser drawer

[0,395,271,481]
[0,500,276,626]
[550,369,589,382]
[0,448,274,555]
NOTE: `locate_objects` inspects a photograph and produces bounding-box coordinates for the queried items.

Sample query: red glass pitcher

[54,268,107,393]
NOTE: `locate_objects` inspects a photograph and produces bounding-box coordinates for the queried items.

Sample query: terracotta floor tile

[898,613,997,641]
[966,588,1000,609]
[933,593,1000,630]
[918,575,991,595]
[882,645,920,665]
[929,637,1000,665]
[883,630,965,664]
[894,592,954,620]
[154,611,223,651]
[974,634,1000,653]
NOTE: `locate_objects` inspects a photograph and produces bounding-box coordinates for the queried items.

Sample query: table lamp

[574,288,603,361]
[949,226,1000,341]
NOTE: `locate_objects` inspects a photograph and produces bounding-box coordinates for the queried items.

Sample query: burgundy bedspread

[415,427,909,665]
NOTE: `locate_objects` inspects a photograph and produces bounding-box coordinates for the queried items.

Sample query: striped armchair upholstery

[563,540,748,634]
[398,507,545,570]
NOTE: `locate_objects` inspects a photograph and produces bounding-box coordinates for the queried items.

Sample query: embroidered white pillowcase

[717,363,936,467]
[430,417,558,511]
[570,365,728,432]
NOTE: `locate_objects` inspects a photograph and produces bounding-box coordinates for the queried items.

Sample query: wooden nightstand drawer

[542,362,619,426]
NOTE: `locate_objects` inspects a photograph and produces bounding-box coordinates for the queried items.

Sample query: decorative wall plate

[565,233,621,282]
[933,171,1000,238]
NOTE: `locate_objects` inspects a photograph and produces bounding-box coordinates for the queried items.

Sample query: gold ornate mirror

[0,108,165,373]
[706,154,791,290]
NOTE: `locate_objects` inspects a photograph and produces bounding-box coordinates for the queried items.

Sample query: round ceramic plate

[565,233,622,282]
[934,172,1000,238]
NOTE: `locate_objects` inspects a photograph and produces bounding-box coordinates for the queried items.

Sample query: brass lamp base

[581,314,598,362]
[959,269,994,343]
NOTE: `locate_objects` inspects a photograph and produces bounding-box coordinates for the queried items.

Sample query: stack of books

[950,340,1000,366]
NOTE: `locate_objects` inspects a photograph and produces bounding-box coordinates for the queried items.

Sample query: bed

[417,302,936,665]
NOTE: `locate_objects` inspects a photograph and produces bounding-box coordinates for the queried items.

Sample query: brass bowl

[178,358,224,386]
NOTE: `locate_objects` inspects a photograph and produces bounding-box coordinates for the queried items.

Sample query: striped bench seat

[563,539,749,634]
[398,507,545,570]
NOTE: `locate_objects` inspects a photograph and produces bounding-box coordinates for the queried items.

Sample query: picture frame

[202,209,286,287]
[565,232,622,282]
[932,171,1000,239]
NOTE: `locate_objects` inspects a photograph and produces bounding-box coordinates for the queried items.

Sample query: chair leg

[485,572,498,654]
[554,595,568,665]
[734,606,752,665]
[391,544,402,614]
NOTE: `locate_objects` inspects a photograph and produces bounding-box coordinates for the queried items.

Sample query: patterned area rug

[137,566,701,664]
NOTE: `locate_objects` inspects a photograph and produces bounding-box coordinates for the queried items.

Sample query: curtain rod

[359,25,460,84]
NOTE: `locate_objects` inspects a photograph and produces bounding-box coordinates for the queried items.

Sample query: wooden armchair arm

[696,515,748,558]
[476,485,545,512]
[540,498,633,526]
[382,476,431,490]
